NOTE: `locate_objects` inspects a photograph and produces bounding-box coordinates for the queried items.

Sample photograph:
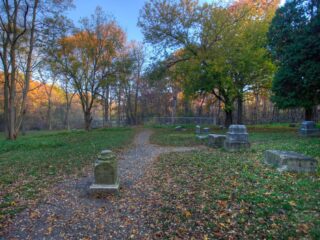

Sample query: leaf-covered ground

[1,126,319,239]
[4,130,199,239]
[0,128,134,234]
[146,127,320,239]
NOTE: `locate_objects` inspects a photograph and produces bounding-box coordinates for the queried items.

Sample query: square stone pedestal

[264,150,317,173]
[224,125,250,151]
[299,121,320,137]
[208,134,226,148]
[195,125,201,135]
[175,126,182,131]
[90,150,119,192]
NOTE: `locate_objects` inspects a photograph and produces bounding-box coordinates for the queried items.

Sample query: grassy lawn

[0,127,134,230]
[148,126,320,239]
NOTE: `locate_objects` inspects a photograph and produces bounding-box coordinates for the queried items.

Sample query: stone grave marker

[224,125,250,151]
[90,150,119,192]
[299,121,319,137]
[196,125,201,135]
[203,128,210,134]
[264,150,317,173]
[175,126,183,131]
[208,134,226,148]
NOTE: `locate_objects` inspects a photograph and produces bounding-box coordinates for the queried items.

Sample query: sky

[67,0,286,43]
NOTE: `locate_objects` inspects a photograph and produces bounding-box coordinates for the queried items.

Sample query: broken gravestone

[90,150,119,192]
[208,134,226,148]
[224,125,250,151]
[264,150,317,173]
[299,121,319,137]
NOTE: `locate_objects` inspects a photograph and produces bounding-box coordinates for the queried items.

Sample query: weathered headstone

[90,150,119,192]
[196,135,209,140]
[195,125,201,135]
[299,121,319,137]
[264,150,317,173]
[208,134,226,148]
[224,125,250,151]
[175,126,183,131]
[203,128,210,134]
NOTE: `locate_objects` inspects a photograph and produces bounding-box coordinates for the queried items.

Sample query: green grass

[150,128,200,146]
[148,127,320,239]
[0,127,134,227]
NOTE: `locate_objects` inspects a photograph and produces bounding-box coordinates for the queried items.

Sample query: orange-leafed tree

[56,7,125,130]
[0,0,72,139]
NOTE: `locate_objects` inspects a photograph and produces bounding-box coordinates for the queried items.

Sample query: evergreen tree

[268,0,320,120]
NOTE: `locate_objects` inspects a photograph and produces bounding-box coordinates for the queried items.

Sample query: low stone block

[196,135,208,140]
[208,134,226,148]
[196,125,201,135]
[299,121,320,137]
[203,128,210,134]
[175,126,183,131]
[224,125,250,151]
[264,150,317,173]
[90,150,119,192]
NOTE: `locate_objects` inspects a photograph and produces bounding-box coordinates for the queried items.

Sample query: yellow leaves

[297,223,309,234]
[45,226,53,235]
[219,222,226,228]
[183,210,192,218]
[217,200,228,208]
[288,201,297,207]
[30,210,40,219]
[80,237,91,240]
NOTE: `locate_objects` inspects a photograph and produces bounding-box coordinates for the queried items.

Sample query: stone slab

[175,126,183,131]
[264,150,317,173]
[203,128,210,134]
[299,121,320,137]
[196,135,208,140]
[90,183,120,192]
[196,125,201,134]
[208,134,226,148]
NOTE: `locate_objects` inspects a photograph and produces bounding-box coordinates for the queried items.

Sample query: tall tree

[131,42,145,124]
[0,0,71,139]
[139,0,278,126]
[268,0,320,120]
[56,7,125,130]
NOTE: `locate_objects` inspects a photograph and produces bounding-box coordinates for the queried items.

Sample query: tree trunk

[65,104,70,130]
[117,88,121,126]
[134,77,140,125]
[104,86,109,124]
[305,107,313,121]
[225,110,233,127]
[217,99,221,125]
[171,95,177,124]
[254,93,260,124]
[237,96,243,124]
[84,111,92,131]
[47,99,52,130]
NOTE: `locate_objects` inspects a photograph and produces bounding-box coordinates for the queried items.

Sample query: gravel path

[6,129,198,240]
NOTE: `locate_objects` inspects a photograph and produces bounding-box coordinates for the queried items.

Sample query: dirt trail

[6,129,198,240]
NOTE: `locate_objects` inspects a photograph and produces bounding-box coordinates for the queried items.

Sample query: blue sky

[67,0,286,42]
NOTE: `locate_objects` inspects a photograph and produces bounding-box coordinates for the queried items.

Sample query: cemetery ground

[0,125,319,239]
[0,128,135,235]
